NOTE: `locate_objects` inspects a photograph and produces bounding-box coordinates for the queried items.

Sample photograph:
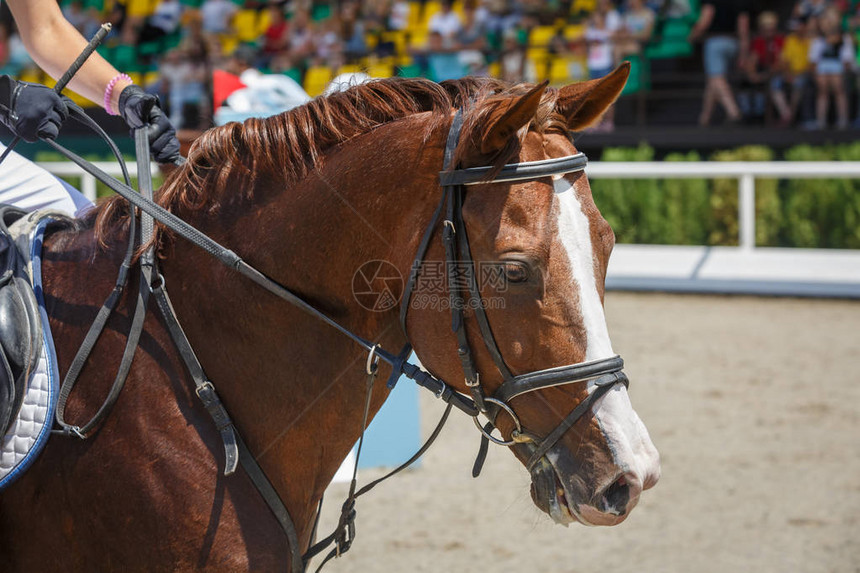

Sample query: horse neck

[157,117,446,527]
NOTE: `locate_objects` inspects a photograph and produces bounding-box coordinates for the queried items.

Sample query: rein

[38,105,628,571]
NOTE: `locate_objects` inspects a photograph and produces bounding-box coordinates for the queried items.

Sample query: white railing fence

[585,161,860,251]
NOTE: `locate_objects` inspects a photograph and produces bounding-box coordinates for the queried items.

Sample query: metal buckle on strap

[366,344,380,375]
[464,372,480,387]
[195,380,215,400]
[472,397,524,446]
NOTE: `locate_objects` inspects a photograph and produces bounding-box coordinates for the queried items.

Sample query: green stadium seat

[397,63,424,78]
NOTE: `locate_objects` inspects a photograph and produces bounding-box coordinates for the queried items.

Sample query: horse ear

[556,62,630,131]
[480,80,549,155]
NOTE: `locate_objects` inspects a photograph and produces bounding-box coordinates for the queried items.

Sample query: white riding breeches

[0,143,93,217]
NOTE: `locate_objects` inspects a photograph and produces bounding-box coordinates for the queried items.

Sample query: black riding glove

[0,75,68,142]
[118,85,181,164]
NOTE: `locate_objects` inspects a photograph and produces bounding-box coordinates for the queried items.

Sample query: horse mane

[93,76,564,248]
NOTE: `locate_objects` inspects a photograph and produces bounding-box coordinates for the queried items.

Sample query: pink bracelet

[104,73,132,116]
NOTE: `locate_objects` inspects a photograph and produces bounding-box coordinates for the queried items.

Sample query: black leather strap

[399,190,447,336]
[150,283,239,475]
[495,355,624,404]
[438,153,588,186]
[235,431,305,573]
[452,185,513,382]
[54,128,149,439]
[524,372,628,471]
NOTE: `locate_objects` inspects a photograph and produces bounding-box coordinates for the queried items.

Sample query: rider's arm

[4,0,180,162]
[5,0,131,112]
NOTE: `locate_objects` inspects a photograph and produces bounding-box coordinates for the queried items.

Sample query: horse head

[405,64,661,526]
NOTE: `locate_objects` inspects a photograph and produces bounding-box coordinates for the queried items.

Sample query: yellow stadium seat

[143,71,161,87]
[66,90,94,108]
[365,33,379,50]
[221,34,241,56]
[549,56,588,85]
[571,0,596,14]
[381,31,408,56]
[304,67,333,97]
[422,1,442,29]
[488,62,501,78]
[44,74,92,107]
[126,0,157,19]
[367,63,394,78]
[529,26,557,49]
[409,31,429,50]
[337,64,362,76]
[234,9,269,44]
[527,55,550,82]
[18,69,43,84]
[527,46,548,61]
[407,2,423,31]
[564,24,585,41]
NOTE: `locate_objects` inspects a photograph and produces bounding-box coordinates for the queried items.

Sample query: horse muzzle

[529,453,645,527]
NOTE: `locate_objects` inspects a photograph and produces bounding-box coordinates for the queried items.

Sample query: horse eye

[503,262,530,284]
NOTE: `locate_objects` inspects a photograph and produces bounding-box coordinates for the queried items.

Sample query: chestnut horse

[0,65,659,571]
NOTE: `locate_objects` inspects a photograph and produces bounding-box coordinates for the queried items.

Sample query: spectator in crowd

[200,0,238,37]
[500,27,526,82]
[457,0,488,74]
[794,0,832,26]
[341,1,368,60]
[689,0,749,126]
[650,0,691,19]
[741,11,791,125]
[314,15,345,70]
[781,15,815,124]
[288,9,316,64]
[388,0,411,32]
[138,0,184,45]
[62,0,100,39]
[809,7,854,129]
[614,0,656,62]
[584,0,621,131]
[426,30,465,81]
[157,46,207,129]
[260,5,289,67]
[429,0,463,48]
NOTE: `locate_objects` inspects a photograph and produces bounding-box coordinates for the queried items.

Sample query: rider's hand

[118,85,181,164]
[0,75,68,142]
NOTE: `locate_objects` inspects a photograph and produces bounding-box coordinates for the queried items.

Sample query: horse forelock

[93,76,564,250]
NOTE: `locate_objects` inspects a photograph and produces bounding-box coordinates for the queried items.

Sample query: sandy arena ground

[317,293,860,573]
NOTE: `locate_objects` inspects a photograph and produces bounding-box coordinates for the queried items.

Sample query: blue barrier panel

[357,370,421,469]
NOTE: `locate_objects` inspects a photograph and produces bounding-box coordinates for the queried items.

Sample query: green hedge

[590,143,860,249]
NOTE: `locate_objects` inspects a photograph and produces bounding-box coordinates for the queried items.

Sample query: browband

[438,153,588,187]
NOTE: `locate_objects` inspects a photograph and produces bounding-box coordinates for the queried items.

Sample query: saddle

[0,205,43,435]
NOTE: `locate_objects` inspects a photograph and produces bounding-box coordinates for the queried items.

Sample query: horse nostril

[599,475,631,516]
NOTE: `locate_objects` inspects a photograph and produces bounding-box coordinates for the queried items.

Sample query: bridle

[41,105,629,572]
[401,108,628,476]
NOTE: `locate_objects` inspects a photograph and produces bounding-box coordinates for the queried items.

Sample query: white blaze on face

[553,175,613,361]
[553,175,661,493]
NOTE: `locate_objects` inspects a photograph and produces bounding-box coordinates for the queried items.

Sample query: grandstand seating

[40,0,702,122]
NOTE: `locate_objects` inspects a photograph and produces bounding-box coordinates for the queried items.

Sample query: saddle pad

[0,217,59,489]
